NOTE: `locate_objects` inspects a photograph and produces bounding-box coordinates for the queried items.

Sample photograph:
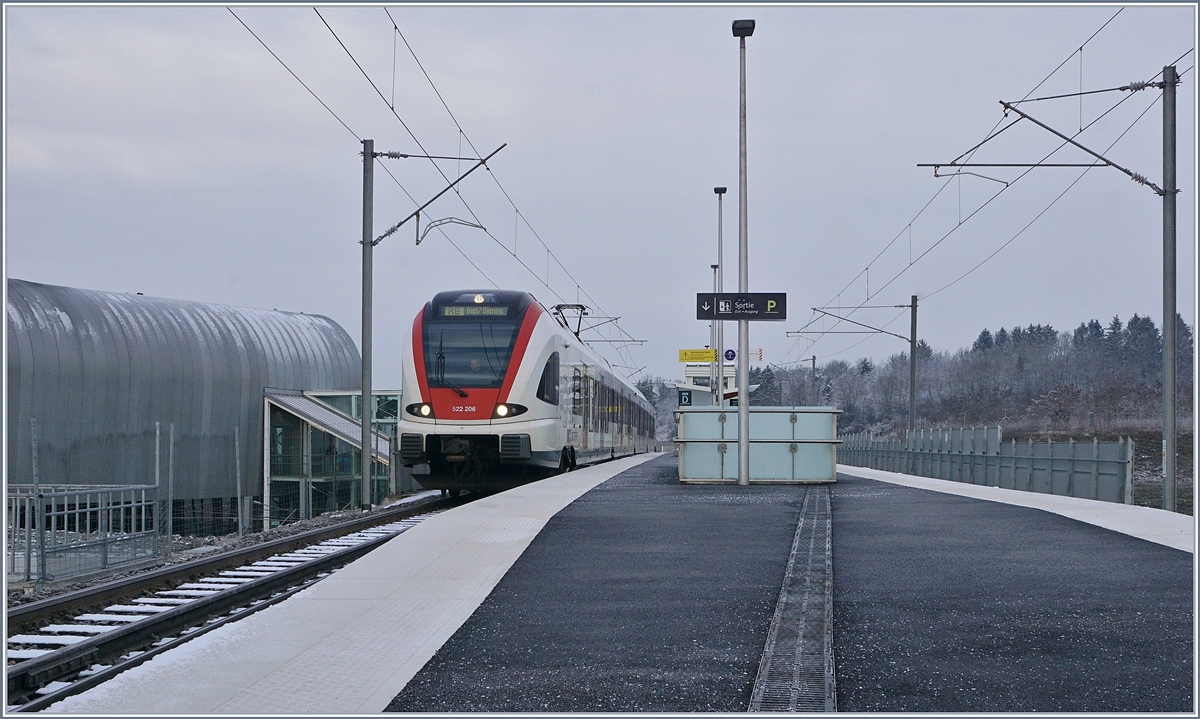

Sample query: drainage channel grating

[749,485,835,713]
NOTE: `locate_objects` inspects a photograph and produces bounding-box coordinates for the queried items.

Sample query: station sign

[696,293,787,321]
[679,349,718,363]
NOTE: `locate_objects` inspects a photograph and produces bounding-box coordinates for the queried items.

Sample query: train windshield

[423,320,520,390]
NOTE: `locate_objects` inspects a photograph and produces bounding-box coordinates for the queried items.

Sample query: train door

[560,360,572,439]
[593,376,603,449]
[614,390,622,451]
[576,372,585,451]
[624,393,633,451]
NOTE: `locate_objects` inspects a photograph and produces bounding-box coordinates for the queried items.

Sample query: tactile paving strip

[748,485,835,713]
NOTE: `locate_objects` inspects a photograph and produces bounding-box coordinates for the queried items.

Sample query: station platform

[841,464,1194,552]
[831,467,1192,712]
[49,453,664,714]
[48,455,1192,713]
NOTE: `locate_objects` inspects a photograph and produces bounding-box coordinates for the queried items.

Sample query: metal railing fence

[7,484,161,586]
[839,427,1134,504]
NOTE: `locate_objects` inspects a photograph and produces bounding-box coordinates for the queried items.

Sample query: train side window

[537,352,560,405]
[572,368,582,415]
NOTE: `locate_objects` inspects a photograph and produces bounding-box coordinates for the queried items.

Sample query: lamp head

[732,19,755,38]
[714,186,727,195]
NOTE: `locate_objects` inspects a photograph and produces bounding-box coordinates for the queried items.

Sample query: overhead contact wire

[228,8,359,141]
[383,9,616,327]
[380,8,642,369]
[785,8,1128,364]
[924,64,1190,300]
[315,10,567,299]
[231,8,498,288]
[793,27,1147,363]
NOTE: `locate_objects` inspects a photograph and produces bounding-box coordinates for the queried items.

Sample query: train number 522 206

[451,405,476,413]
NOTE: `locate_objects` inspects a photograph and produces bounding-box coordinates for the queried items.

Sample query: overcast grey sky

[5,3,1195,388]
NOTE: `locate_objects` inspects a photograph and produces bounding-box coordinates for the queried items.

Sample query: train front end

[396,290,562,493]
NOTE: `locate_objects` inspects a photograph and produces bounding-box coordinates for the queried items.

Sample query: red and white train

[396,290,656,493]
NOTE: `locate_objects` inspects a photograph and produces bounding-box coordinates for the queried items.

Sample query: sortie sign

[696,293,787,321]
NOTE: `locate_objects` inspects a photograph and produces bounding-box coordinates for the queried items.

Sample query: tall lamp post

[733,18,754,486]
[714,186,727,407]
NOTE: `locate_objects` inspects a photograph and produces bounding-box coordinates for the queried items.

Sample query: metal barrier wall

[6,484,161,586]
[839,427,1134,504]
[675,407,841,484]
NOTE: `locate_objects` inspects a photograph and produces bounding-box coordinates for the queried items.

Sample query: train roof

[429,289,533,307]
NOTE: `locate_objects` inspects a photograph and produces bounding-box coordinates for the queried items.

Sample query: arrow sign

[697,293,787,321]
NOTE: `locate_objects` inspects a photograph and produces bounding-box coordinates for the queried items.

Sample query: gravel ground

[831,472,1193,712]
[388,455,808,712]
[1133,476,1194,515]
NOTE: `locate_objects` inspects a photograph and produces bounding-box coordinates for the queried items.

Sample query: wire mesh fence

[265,478,390,527]
[169,497,262,538]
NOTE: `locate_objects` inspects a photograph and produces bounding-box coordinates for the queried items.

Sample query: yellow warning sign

[678,349,717,363]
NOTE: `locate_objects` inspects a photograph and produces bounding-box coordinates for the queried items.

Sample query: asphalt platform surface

[832,471,1193,712]
[388,459,1193,713]
[387,454,809,712]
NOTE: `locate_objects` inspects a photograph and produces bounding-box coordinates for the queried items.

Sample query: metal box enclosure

[675,407,840,484]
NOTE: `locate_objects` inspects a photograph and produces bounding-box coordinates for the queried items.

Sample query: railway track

[6,494,458,711]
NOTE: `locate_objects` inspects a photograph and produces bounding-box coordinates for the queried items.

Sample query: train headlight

[406,403,434,418]
[492,403,527,419]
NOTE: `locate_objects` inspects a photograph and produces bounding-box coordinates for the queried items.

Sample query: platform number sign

[678,389,692,406]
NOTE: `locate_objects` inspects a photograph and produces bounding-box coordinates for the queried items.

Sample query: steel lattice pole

[361,139,374,511]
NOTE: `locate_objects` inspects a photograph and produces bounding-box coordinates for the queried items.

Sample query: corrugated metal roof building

[6,279,361,528]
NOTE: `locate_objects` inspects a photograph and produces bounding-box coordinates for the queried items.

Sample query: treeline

[634,376,685,441]
[637,313,1193,440]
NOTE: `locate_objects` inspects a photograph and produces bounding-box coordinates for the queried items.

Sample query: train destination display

[441,305,510,317]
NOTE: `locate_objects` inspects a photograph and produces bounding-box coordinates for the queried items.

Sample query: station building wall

[6,278,361,507]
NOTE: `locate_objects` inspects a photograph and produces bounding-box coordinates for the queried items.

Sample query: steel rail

[7,494,449,635]
[6,506,445,708]
[13,573,320,713]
